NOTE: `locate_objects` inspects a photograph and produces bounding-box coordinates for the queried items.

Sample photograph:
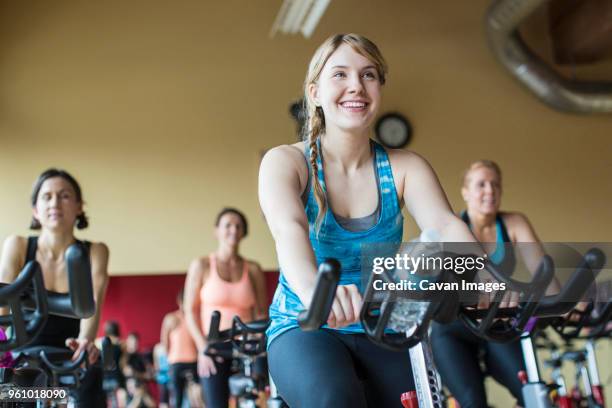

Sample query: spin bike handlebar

[204,260,342,354]
[0,242,96,351]
[205,312,270,360]
[550,299,612,340]
[39,348,89,375]
[297,259,341,331]
[0,262,48,351]
[358,250,554,349]
[460,248,604,340]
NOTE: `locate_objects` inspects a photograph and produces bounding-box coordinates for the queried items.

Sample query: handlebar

[536,248,605,316]
[551,300,612,340]
[205,313,269,359]
[0,261,48,351]
[460,248,605,341]
[39,348,88,375]
[297,259,341,331]
[0,242,96,351]
[459,255,555,341]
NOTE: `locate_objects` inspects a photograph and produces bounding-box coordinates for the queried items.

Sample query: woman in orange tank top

[183,208,268,408]
[161,290,201,408]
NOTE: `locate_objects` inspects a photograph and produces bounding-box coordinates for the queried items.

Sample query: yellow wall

[1,1,610,275]
[0,1,610,405]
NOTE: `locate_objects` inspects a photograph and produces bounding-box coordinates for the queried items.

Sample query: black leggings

[170,362,197,408]
[74,362,106,407]
[268,328,414,408]
[431,320,525,408]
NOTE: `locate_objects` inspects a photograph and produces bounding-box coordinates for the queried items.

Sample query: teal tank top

[156,352,170,384]
[267,140,404,345]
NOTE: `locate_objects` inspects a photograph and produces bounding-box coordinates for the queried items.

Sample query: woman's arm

[184,258,219,377]
[184,258,206,351]
[0,236,26,316]
[248,261,269,320]
[392,151,499,307]
[394,150,478,244]
[160,312,176,354]
[505,212,560,294]
[152,344,162,372]
[258,145,318,307]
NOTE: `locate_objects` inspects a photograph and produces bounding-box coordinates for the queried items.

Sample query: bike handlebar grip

[65,242,95,319]
[101,336,116,371]
[536,248,605,317]
[297,259,341,331]
[208,311,221,342]
[232,316,270,333]
[39,349,88,373]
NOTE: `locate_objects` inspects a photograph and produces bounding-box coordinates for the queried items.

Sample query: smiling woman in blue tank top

[258,34,482,408]
[431,160,559,408]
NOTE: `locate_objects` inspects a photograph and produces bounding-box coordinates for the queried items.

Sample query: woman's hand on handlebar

[65,337,98,365]
[327,284,362,328]
[473,269,520,311]
[198,353,219,378]
[500,290,520,309]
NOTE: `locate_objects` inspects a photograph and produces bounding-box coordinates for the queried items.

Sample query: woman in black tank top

[431,160,558,408]
[0,168,110,406]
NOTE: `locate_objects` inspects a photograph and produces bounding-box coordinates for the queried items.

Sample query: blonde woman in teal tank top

[259,34,481,407]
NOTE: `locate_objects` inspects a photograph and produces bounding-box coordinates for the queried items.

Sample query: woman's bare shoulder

[188,256,211,274]
[260,142,309,193]
[2,235,28,255]
[385,147,430,171]
[89,241,109,259]
[500,211,533,233]
[0,235,28,275]
[246,259,264,276]
[500,211,530,225]
[262,142,307,170]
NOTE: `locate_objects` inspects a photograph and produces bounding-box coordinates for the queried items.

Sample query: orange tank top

[167,313,198,364]
[200,254,256,335]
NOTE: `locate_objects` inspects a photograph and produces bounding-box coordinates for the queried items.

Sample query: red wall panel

[97,272,279,350]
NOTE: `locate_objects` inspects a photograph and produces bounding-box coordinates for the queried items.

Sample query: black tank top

[25,236,85,348]
[461,212,516,276]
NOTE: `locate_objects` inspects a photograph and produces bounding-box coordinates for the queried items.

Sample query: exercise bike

[0,242,113,407]
[205,312,270,408]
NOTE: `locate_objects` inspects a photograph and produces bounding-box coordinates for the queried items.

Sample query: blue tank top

[156,351,170,384]
[460,211,516,275]
[267,140,404,345]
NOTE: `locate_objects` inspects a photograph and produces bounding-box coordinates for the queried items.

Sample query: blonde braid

[306,105,327,233]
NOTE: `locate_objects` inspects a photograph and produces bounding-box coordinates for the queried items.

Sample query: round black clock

[375,112,412,148]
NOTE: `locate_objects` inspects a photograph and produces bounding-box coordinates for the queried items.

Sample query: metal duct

[485,0,612,113]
